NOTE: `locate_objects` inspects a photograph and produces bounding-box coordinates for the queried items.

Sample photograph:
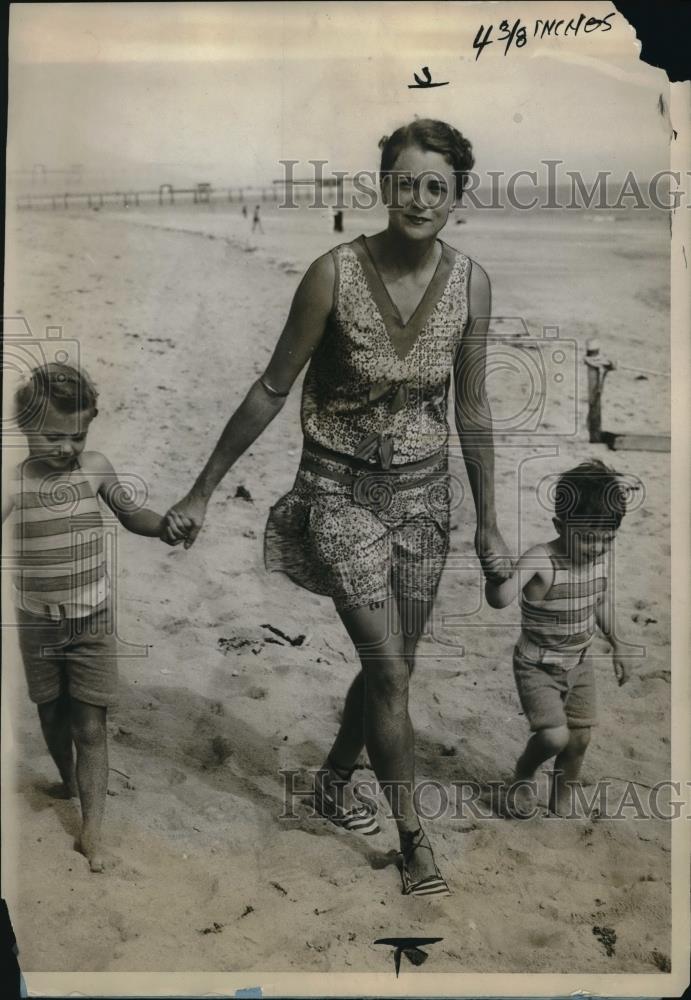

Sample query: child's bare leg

[37,692,77,797]
[71,699,108,872]
[513,726,570,816]
[549,727,591,816]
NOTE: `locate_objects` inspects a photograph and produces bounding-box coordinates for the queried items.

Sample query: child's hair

[15,362,99,430]
[378,119,475,199]
[554,459,628,528]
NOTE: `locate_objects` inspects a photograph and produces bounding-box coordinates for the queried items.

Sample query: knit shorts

[17,604,118,707]
[513,639,597,731]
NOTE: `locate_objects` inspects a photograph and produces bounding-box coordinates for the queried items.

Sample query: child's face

[555,519,617,565]
[26,403,93,470]
[382,144,457,241]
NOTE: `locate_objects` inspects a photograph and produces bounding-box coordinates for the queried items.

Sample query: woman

[165,119,512,897]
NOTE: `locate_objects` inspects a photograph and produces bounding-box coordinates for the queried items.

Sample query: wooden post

[584,337,670,452]
[584,338,614,443]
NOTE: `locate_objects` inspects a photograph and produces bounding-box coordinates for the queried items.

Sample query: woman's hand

[162,493,208,549]
[475,525,514,583]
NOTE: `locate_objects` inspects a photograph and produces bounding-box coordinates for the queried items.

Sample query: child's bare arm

[88,452,168,538]
[2,491,15,523]
[1,464,17,523]
[485,545,547,609]
[595,595,632,686]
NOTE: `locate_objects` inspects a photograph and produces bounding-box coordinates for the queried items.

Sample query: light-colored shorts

[17,604,118,707]
[265,442,450,612]
[513,640,597,731]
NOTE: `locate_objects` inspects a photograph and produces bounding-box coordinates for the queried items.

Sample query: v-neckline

[352,234,455,361]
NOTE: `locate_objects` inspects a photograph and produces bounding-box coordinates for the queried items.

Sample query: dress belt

[301,440,447,490]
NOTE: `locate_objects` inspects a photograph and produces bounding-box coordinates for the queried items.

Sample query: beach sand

[2,202,672,974]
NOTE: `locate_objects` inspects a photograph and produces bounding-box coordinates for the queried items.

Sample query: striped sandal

[399,827,451,898]
[313,758,381,836]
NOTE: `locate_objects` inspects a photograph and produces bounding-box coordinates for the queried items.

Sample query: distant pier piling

[14,182,280,211]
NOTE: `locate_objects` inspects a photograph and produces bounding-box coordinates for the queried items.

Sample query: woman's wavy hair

[378,119,475,200]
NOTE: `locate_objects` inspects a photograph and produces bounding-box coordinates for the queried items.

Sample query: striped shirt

[11,459,109,619]
[520,547,607,659]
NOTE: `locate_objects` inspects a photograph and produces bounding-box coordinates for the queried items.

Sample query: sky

[7,2,671,190]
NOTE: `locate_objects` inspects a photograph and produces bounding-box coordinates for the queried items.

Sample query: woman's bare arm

[165,252,335,546]
[453,260,512,581]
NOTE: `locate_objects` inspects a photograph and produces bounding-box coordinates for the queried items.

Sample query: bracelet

[258,374,289,398]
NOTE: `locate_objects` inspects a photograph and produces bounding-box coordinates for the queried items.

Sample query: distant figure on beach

[333,209,344,233]
[252,204,263,233]
[242,205,248,219]
[4,363,182,873]
[486,460,632,818]
[164,119,512,898]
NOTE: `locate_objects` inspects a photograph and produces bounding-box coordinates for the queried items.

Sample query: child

[3,363,181,871]
[485,460,632,818]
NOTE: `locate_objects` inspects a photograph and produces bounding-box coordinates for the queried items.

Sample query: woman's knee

[363,655,410,707]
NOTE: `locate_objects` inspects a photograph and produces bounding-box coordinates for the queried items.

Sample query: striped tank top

[300,235,471,467]
[12,458,109,618]
[520,547,607,660]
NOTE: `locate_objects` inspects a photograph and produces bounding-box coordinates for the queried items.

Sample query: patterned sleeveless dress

[264,234,471,612]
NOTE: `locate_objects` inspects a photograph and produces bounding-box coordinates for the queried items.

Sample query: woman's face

[382,144,457,242]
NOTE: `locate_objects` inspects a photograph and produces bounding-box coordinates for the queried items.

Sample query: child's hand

[612,652,633,686]
[160,510,193,546]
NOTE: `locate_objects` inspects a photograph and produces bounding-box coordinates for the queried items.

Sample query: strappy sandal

[399,827,451,897]
[313,757,381,836]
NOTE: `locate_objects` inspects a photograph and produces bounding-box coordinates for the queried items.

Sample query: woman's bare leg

[323,599,436,881]
[325,597,433,770]
[399,597,434,676]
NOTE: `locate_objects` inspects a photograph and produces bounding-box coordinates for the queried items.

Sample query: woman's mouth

[405,214,429,226]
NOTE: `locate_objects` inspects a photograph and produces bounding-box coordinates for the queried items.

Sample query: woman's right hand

[163,492,208,549]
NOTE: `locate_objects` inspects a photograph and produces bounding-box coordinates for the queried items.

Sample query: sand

[2,201,672,975]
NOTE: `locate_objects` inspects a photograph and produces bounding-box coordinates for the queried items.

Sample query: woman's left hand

[475,525,514,582]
